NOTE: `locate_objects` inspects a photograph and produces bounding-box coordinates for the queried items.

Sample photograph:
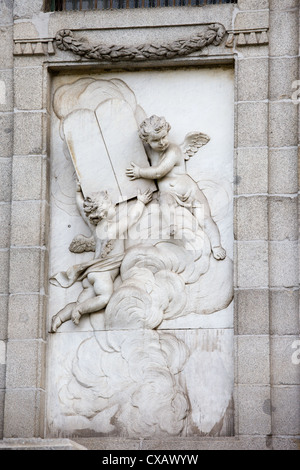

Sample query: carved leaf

[54,24,226,63]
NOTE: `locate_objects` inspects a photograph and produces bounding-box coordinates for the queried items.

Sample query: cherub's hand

[126,162,141,180]
[137,188,153,205]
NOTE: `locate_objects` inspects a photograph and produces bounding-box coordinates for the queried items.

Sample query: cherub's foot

[71,306,82,326]
[212,246,226,260]
[51,314,63,333]
[50,302,75,332]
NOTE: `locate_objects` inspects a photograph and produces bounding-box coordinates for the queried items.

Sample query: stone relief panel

[47,68,234,437]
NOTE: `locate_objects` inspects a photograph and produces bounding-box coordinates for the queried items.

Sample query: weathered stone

[9,248,44,294]
[272,437,300,451]
[272,386,300,435]
[11,200,48,247]
[4,389,45,438]
[234,11,269,31]
[236,241,269,288]
[236,148,268,195]
[238,0,269,10]
[0,113,13,158]
[269,241,299,288]
[269,9,299,57]
[13,0,44,20]
[235,196,268,241]
[269,196,298,241]
[237,385,271,435]
[270,289,299,335]
[14,112,45,155]
[0,391,4,439]
[271,336,300,385]
[237,102,268,147]
[0,158,11,202]
[12,155,47,201]
[269,57,298,101]
[0,203,10,248]
[0,69,13,113]
[47,7,234,39]
[269,148,298,194]
[14,67,43,110]
[270,0,299,8]
[0,295,8,340]
[0,251,9,294]
[236,289,269,335]
[6,339,45,388]
[0,26,13,69]
[0,438,87,450]
[269,102,298,148]
[237,58,268,102]
[0,0,13,26]
[237,336,270,384]
[8,294,46,340]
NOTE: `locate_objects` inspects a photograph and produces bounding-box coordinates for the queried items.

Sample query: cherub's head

[83,191,115,225]
[139,115,171,152]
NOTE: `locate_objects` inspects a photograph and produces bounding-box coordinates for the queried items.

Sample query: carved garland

[55,23,226,62]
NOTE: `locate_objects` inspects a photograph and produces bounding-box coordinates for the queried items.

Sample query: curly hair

[83,191,110,219]
[139,115,171,142]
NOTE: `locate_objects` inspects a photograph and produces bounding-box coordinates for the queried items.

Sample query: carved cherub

[50,183,152,332]
[126,115,226,260]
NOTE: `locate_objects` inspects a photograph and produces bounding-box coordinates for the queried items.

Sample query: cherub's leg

[50,279,94,332]
[71,271,115,325]
[159,193,178,237]
[192,191,226,260]
[204,216,226,260]
[77,278,95,303]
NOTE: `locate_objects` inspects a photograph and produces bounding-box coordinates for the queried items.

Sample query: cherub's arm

[109,189,152,239]
[126,147,179,181]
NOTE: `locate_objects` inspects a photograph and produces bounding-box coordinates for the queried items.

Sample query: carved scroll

[55,23,226,62]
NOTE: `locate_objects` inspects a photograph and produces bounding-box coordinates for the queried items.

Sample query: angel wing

[180,132,210,161]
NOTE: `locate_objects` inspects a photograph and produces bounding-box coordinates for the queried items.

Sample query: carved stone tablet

[95,98,156,202]
[63,108,120,198]
[63,98,155,203]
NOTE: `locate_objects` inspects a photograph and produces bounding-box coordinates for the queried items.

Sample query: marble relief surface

[47,68,234,437]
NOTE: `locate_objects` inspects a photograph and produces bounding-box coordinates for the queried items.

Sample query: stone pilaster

[0,0,14,440]
[268,0,300,445]
[234,0,272,439]
[3,0,48,438]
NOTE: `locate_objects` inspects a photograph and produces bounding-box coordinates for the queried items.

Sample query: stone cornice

[13,38,55,56]
[225,28,269,48]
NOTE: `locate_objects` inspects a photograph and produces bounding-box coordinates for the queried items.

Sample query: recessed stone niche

[47,66,234,438]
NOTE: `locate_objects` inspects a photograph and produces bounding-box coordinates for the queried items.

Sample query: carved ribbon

[55,23,226,62]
